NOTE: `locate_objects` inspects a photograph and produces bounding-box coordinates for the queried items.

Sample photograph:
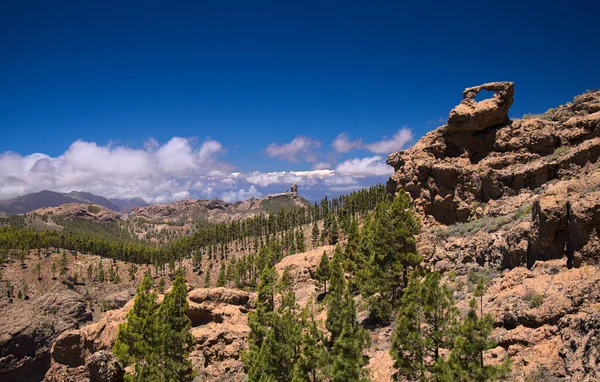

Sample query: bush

[551,146,569,159]
[468,268,496,290]
[523,290,545,308]
[87,205,102,214]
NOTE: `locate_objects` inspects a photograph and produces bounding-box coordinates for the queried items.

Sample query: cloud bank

[0,137,395,203]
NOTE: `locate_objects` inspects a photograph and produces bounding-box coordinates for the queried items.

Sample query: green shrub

[515,204,533,219]
[551,146,569,159]
[523,290,545,308]
[87,205,102,214]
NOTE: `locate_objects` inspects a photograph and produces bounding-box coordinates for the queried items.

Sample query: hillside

[1,83,599,382]
[0,190,123,216]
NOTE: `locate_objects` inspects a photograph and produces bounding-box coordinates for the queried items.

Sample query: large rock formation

[387,83,600,268]
[0,286,93,382]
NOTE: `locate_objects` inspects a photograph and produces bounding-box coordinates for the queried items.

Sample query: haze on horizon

[1,1,599,203]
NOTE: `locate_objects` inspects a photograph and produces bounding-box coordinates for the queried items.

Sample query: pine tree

[203,264,212,287]
[296,229,306,253]
[60,250,68,275]
[155,270,195,381]
[245,266,278,373]
[330,287,371,382]
[51,261,57,279]
[391,271,458,380]
[440,297,510,381]
[330,217,339,245]
[343,217,360,273]
[361,191,422,323]
[326,246,347,345]
[292,300,328,382]
[314,250,331,294]
[311,222,320,247]
[114,273,160,379]
[216,262,227,287]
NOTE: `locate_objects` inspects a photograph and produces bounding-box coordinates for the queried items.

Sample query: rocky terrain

[385,82,600,381]
[2,83,598,381]
[32,204,121,223]
[129,191,310,224]
[388,82,599,269]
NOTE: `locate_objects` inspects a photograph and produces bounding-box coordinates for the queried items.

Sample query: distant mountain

[0,190,122,216]
[109,197,149,212]
[130,192,311,224]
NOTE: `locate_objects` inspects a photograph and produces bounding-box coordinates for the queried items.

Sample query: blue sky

[1,1,599,202]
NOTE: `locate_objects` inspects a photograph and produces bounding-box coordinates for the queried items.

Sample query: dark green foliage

[391,273,510,381]
[114,271,195,381]
[245,266,300,381]
[330,286,371,382]
[203,264,211,287]
[216,262,227,287]
[314,250,331,294]
[87,205,102,214]
[114,273,160,373]
[311,222,320,246]
[360,191,422,323]
[292,300,328,382]
[296,229,306,253]
[155,271,196,381]
[439,298,511,381]
[391,271,458,380]
[326,246,346,344]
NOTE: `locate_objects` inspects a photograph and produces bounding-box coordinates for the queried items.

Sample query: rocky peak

[447,81,515,134]
[387,83,600,269]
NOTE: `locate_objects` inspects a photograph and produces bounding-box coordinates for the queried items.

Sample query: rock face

[387,84,600,268]
[0,286,93,382]
[385,84,600,381]
[44,287,256,382]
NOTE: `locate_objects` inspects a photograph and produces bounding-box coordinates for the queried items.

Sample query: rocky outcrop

[447,81,514,134]
[33,203,121,223]
[129,192,309,224]
[387,84,600,268]
[44,287,256,382]
[0,286,92,382]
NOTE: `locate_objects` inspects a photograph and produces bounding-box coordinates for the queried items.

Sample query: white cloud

[220,186,262,203]
[0,136,397,204]
[265,136,321,162]
[332,133,362,153]
[0,137,231,202]
[336,156,394,177]
[312,162,332,170]
[364,128,413,154]
[245,169,335,187]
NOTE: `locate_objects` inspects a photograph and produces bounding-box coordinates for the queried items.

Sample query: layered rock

[387,84,600,268]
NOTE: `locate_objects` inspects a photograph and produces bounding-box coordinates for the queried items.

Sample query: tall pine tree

[156,270,195,381]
